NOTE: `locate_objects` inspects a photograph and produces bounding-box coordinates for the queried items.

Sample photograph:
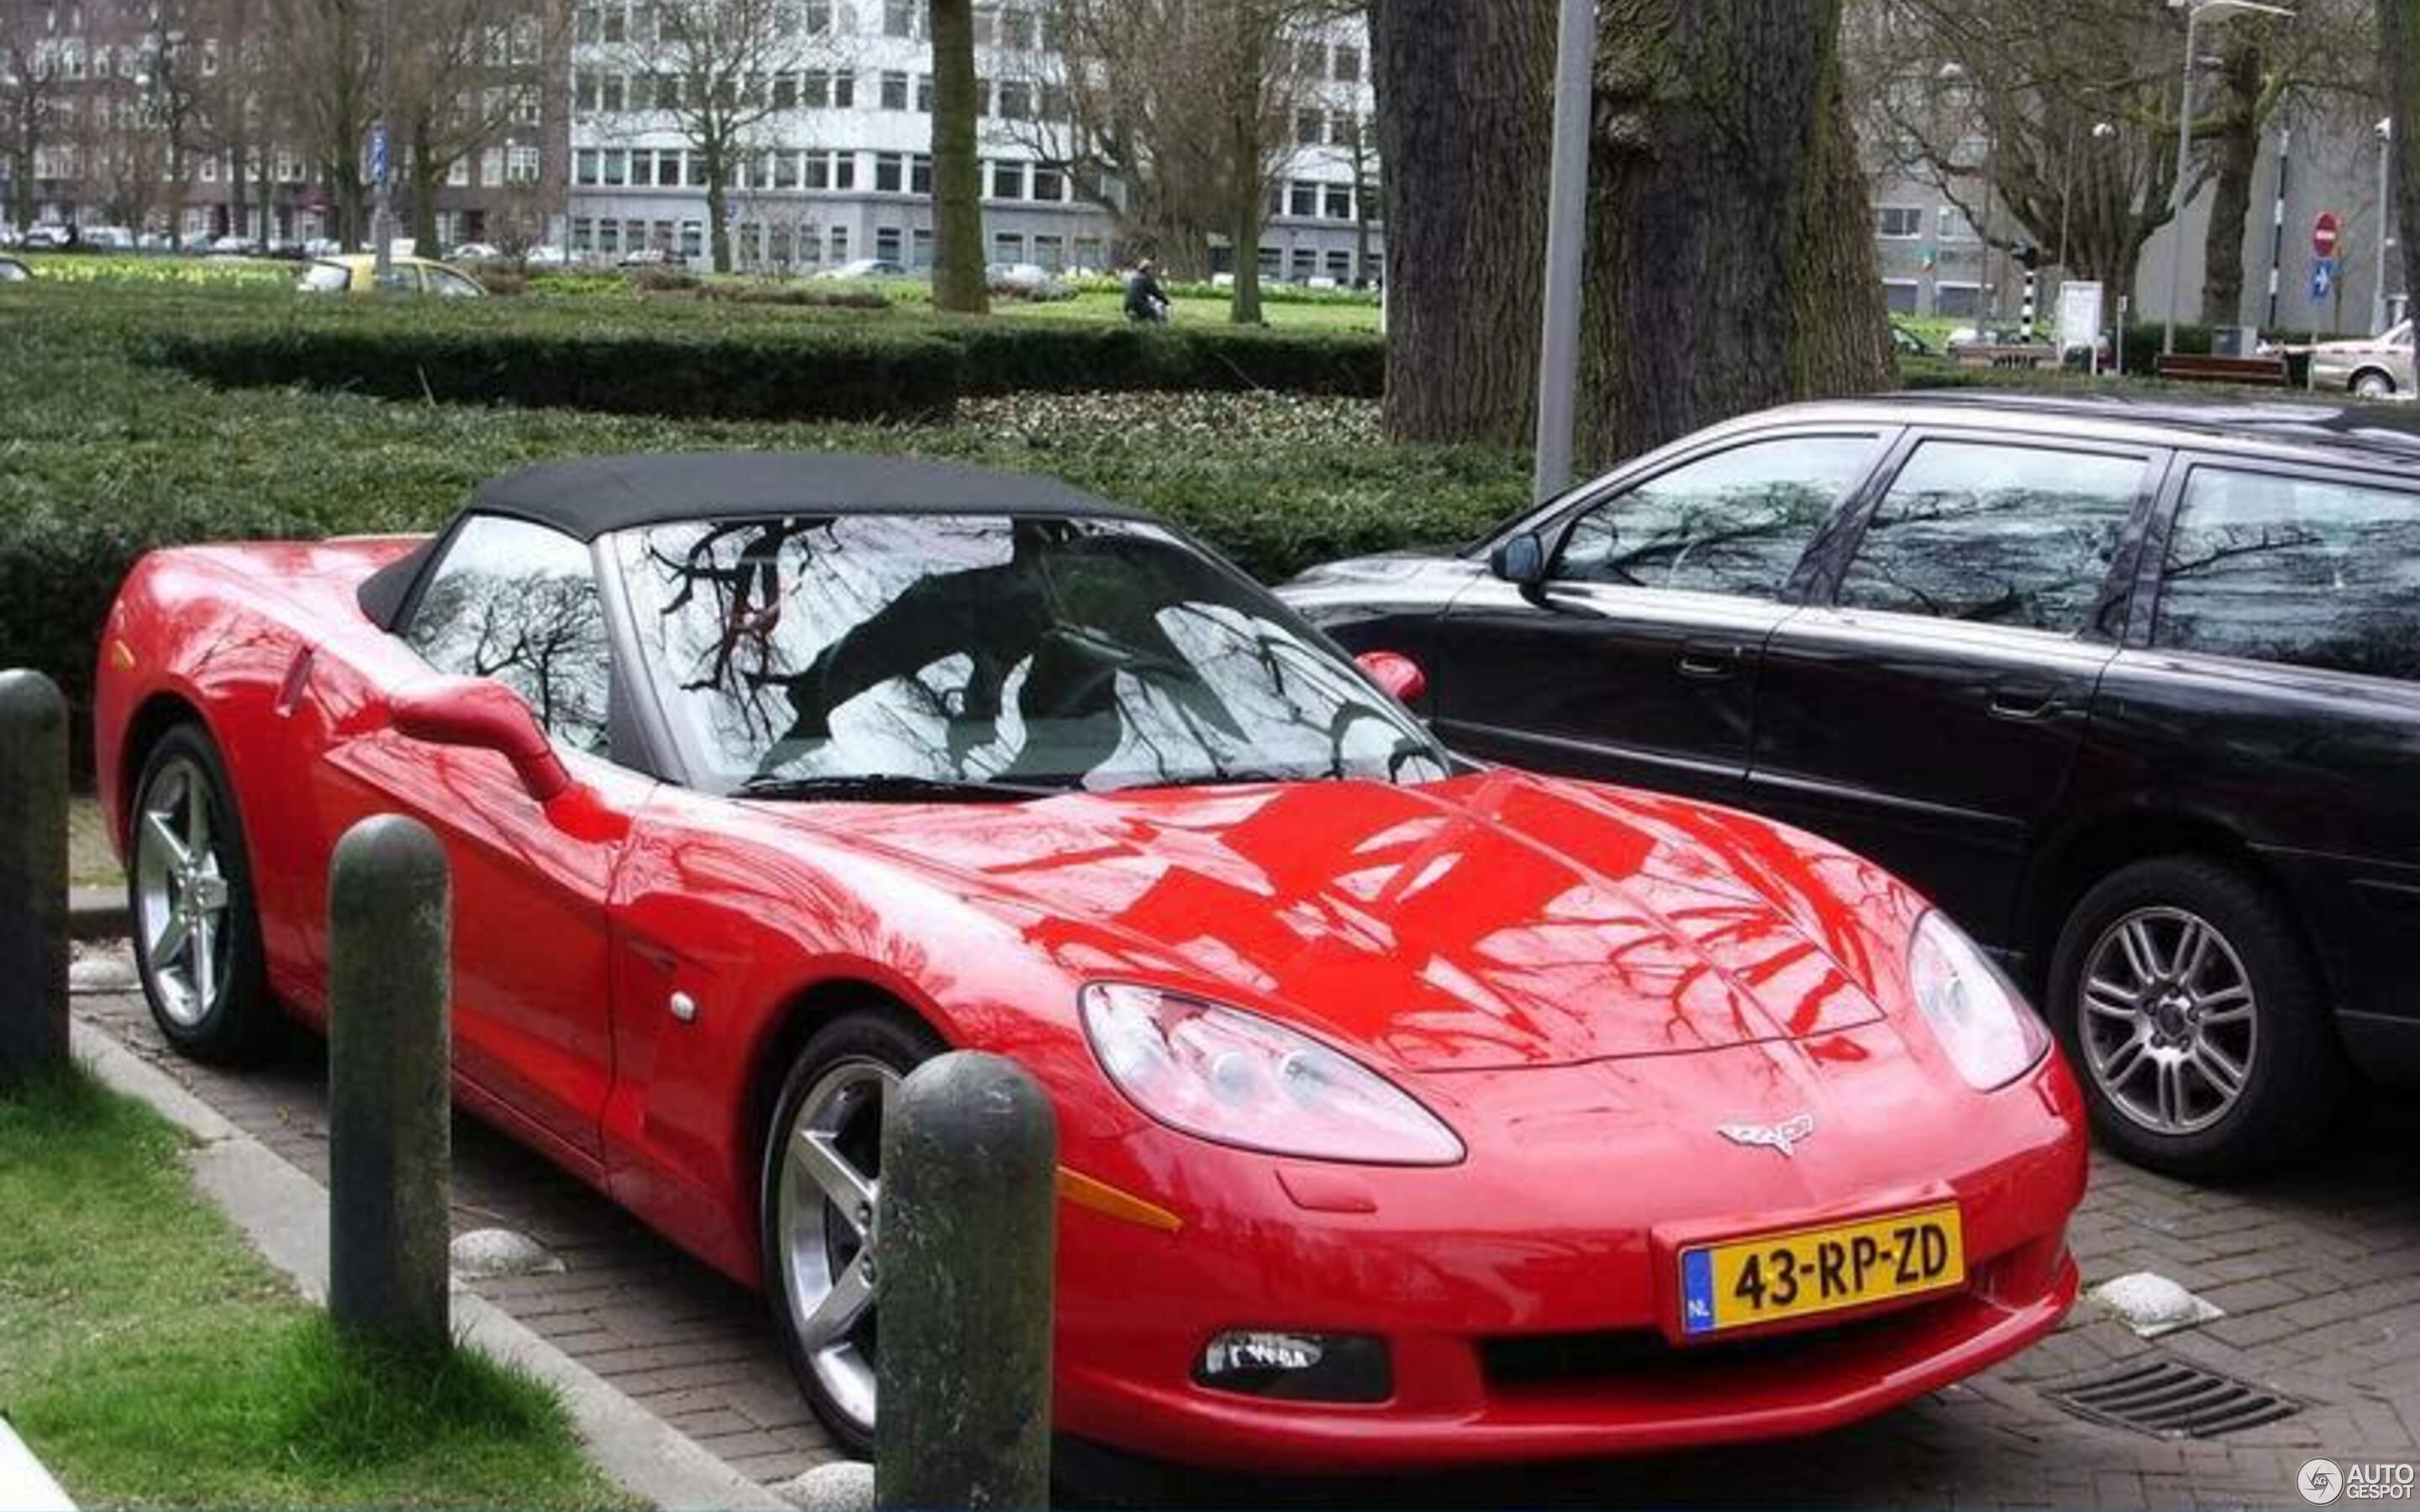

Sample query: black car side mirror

[1489,533,1548,589]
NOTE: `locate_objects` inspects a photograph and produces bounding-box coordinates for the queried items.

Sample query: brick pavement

[72,969,2420,1508]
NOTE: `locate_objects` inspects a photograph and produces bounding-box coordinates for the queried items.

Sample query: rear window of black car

[2154,466,2420,683]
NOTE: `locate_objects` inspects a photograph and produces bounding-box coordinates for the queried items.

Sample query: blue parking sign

[369,123,389,186]
[2312,256,2337,301]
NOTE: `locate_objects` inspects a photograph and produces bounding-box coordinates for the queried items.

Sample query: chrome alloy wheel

[2077,906,2258,1136]
[133,754,234,1029]
[776,1058,896,1440]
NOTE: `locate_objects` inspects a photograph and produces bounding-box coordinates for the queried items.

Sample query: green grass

[988,287,1381,330]
[0,1068,630,1509]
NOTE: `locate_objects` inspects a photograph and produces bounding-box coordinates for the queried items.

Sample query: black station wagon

[1283,394,2420,1179]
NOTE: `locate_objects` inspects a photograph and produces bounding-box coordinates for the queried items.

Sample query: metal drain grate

[2044,1358,2302,1438]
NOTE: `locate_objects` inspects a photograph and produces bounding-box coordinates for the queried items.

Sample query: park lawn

[990,288,1383,331]
[0,1068,632,1509]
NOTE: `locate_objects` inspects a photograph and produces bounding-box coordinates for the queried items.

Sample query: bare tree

[392,0,552,255]
[0,0,63,232]
[270,0,379,243]
[592,0,839,272]
[1010,0,1332,322]
[2385,0,2420,313]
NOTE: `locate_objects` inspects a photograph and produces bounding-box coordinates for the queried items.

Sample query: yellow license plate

[1680,1204,1965,1336]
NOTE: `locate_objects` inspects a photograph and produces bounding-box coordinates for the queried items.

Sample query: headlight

[1079,983,1464,1166]
[1908,911,2052,1091]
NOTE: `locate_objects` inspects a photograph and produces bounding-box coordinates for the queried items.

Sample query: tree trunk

[705,160,729,272]
[1579,0,1890,465]
[1370,0,1555,445]
[1228,182,1265,324]
[2386,0,2420,319]
[411,123,442,257]
[229,140,250,243]
[257,146,275,246]
[929,0,986,312]
[2199,41,2262,328]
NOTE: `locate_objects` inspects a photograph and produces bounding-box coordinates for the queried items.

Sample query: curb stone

[72,1016,789,1512]
[0,1415,75,1511]
[66,888,127,942]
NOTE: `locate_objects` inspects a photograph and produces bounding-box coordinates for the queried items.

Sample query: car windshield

[618,513,1452,795]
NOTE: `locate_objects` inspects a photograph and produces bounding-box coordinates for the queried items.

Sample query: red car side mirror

[389,677,572,802]
[1355,650,1428,706]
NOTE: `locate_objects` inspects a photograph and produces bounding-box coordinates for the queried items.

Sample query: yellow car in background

[297,254,487,297]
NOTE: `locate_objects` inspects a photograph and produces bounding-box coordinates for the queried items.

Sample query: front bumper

[1050,1037,2089,1473]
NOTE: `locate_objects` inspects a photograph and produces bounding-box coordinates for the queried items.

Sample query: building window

[910,226,934,269]
[1074,235,1102,271]
[802,70,829,108]
[1289,247,1317,281]
[999,7,1034,48]
[1881,278,1920,313]
[679,220,702,260]
[1257,244,1281,277]
[875,225,902,262]
[1287,181,1316,218]
[773,71,797,108]
[1030,164,1062,202]
[629,148,655,186]
[973,77,992,117]
[507,146,539,184]
[1032,233,1063,270]
[829,224,849,261]
[1938,205,1977,242]
[687,151,708,186]
[1039,81,1068,122]
[875,151,903,192]
[1933,280,1981,317]
[992,230,1024,264]
[1323,183,1350,220]
[775,151,800,189]
[1332,45,1360,81]
[1294,108,1322,146]
[601,149,627,186]
[881,70,909,109]
[883,0,916,37]
[1325,249,1351,281]
[997,80,1031,120]
[571,217,594,252]
[971,3,994,44]
[987,160,1023,199]
[599,72,625,112]
[916,73,933,112]
[910,153,932,194]
[805,0,832,32]
[834,69,855,108]
[834,151,855,189]
[1876,205,1923,239]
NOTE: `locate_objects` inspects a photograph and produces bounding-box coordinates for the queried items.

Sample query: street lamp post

[1531,0,1597,504]
[2165,0,2296,355]
[2375,117,2396,335]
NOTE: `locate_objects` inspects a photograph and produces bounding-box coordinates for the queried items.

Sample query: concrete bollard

[0,671,69,1091]
[327,814,453,1352]
[875,1052,1058,1510]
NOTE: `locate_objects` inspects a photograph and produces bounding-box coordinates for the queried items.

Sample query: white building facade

[565,1,1381,279]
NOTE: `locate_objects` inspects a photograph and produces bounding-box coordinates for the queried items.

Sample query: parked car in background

[617,247,676,268]
[523,243,571,266]
[1286,393,2420,1179]
[21,225,70,249]
[0,254,31,281]
[2307,320,2416,399]
[208,234,260,255]
[816,257,908,281]
[297,254,487,297]
[986,260,1070,299]
[95,451,2086,1469]
[450,241,503,262]
[302,237,344,258]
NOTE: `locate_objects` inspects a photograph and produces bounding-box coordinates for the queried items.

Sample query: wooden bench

[2154,354,2291,386]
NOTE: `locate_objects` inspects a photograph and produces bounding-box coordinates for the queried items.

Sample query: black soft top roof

[359,451,1141,628]
[472,450,1137,540]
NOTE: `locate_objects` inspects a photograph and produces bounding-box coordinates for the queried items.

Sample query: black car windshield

[618,513,1452,795]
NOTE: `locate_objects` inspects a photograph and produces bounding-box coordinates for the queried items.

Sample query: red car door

[296,514,648,1170]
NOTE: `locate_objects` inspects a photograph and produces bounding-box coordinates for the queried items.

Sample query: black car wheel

[2048,855,2346,1179]
[760,1009,945,1453]
[126,723,277,1063]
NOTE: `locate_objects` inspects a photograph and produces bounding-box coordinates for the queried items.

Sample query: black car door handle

[1986,683,2060,720]
[1677,642,1744,680]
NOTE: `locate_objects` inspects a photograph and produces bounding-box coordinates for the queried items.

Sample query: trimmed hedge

[138,291,1387,420]
[147,323,968,423]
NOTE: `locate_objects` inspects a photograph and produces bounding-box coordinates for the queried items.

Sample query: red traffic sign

[2314,212,2341,259]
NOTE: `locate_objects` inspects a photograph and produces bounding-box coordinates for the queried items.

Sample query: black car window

[1839,440,2144,632]
[2154,467,2420,682]
[617,513,1452,794]
[1553,435,1878,597]
[402,514,614,756]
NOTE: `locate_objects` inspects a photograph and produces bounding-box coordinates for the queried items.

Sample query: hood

[805,770,1907,1074]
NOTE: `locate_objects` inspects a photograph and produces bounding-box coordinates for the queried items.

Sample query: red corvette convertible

[96,453,2086,1471]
